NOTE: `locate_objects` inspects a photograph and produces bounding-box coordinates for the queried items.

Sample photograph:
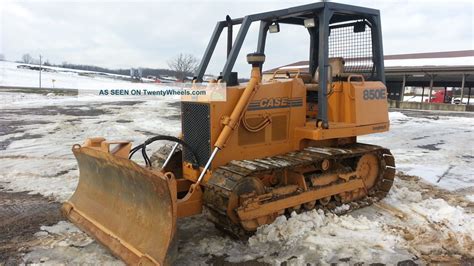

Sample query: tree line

[15,53,199,81]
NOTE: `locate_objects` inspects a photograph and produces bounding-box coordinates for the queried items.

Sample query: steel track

[203,143,395,238]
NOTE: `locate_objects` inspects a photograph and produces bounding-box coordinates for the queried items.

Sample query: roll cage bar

[194,2,385,126]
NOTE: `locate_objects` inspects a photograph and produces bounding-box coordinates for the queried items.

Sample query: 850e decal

[363,88,386,100]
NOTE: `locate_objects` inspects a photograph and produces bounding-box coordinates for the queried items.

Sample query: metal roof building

[263,50,474,103]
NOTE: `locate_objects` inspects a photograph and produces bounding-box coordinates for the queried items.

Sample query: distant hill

[52,63,185,78]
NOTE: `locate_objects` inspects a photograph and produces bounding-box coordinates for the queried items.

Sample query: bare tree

[167,53,198,81]
[22,53,33,64]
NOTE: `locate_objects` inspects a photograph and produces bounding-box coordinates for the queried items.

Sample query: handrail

[271,68,301,80]
[347,74,365,83]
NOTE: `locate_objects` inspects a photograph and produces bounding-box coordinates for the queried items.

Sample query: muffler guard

[62,145,177,265]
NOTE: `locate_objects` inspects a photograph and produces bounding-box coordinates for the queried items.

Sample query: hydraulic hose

[129,135,199,167]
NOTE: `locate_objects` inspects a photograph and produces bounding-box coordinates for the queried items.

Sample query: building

[263,50,474,104]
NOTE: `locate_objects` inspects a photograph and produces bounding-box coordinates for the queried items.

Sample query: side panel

[327,81,388,126]
[352,81,389,126]
[210,79,306,168]
[295,80,389,145]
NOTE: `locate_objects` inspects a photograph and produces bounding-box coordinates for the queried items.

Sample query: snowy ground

[0,61,157,90]
[362,110,473,194]
[0,87,473,265]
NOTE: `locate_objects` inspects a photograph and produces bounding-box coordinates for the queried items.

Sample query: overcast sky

[1,0,473,75]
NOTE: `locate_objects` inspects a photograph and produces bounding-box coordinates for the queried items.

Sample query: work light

[269,22,280,33]
[304,18,315,28]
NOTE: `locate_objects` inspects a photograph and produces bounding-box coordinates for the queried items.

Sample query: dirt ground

[0,188,62,265]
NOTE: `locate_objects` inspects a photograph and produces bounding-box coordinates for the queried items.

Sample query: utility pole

[39,55,42,89]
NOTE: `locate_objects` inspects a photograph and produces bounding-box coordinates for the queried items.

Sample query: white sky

[0,0,473,76]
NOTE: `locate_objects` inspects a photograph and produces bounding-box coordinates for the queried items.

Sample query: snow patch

[247,210,409,264]
[466,195,474,202]
[333,203,351,214]
[389,111,408,121]
[386,185,423,203]
[411,198,473,234]
[383,178,474,258]
[24,221,121,265]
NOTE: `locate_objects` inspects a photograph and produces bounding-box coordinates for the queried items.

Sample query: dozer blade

[62,145,177,265]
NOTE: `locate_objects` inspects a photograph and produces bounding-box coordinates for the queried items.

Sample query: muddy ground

[0,188,62,265]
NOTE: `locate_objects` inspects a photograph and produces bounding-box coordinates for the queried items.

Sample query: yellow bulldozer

[62,2,395,265]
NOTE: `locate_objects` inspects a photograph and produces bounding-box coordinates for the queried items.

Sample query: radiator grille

[181,102,211,167]
[329,21,373,75]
